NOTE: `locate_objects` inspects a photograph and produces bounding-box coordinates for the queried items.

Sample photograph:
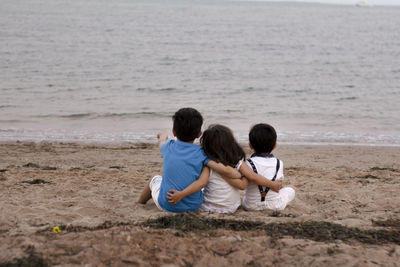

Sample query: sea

[1,0,400,146]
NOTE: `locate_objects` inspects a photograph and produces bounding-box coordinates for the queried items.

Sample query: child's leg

[137,179,152,204]
[263,187,295,211]
[280,187,295,204]
[275,187,295,210]
[138,175,163,210]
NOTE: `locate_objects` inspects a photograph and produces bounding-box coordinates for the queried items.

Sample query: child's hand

[270,180,283,192]
[167,189,184,205]
[157,130,169,141]
[157,130,169,148]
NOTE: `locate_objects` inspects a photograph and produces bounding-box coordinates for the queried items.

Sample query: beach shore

[0,141,399,266]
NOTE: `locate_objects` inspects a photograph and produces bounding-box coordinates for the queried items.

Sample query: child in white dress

[200,125,247,213]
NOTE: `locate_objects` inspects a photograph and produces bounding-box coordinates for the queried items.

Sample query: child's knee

[287,186,295,196]
[281,187,295,202]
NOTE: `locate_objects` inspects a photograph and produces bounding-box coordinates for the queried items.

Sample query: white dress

[200,160,243,214]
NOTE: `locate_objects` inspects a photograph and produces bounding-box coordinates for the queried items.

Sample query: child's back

[242,155,295,210]
[200,125,247,214]
[137,107,211,213]
[242,124,295,211]
[201,164,243,213]
[159,139,209,212]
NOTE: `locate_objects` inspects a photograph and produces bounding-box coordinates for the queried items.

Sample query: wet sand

[0,141,399,266]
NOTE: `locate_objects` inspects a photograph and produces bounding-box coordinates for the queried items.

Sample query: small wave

[160,55,188,65]
[136,87,178,93]
[60,113,95,119]
[0,129,16,133]
[101,112,171,119]
[54,88,76,93]
[0,105,16,109]
[0,87,25,91]
[161,56,188,62]
[224,109,241,113]
[34,113,95,119]
[160,87,176,91]
[88,78,120,82]
[31,112,171,120]
[294,88,312,93]
[101,113,132,118]
[0,119,26,123]
[242,87,267,92]
[336,96,358,101]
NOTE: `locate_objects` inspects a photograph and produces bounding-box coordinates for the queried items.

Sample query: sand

[0,141,399,266]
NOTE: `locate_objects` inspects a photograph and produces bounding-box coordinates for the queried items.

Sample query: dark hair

[172,107,203,142]
[249,123,277,154]
[200,124,245,167]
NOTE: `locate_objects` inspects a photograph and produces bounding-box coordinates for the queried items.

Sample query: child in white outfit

[242,123,295,211]
[201,159,244,214]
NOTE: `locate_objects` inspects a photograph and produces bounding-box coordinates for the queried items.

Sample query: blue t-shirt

[158,140,210,213]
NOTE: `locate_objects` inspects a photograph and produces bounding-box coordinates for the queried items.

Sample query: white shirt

[200,159,244,214]
[242,156,284,210]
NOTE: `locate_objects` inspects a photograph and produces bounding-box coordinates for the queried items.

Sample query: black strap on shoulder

[271,159,280,182]
[247,158,258,173]
[247,157,280,202]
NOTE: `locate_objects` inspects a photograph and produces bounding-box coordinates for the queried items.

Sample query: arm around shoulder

[166,166,210,205]
[206,160,242,179]
[221,175,248,190]
[239,163,282,192]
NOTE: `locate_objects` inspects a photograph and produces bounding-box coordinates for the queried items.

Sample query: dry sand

[0,141,399,266]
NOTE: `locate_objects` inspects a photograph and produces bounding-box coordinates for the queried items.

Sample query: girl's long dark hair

[200,124,245,168]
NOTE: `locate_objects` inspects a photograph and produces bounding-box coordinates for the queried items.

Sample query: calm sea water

[1,0,400,145]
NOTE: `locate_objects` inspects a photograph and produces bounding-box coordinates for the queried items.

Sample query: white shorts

[243,187,295,211]
[149,175,163,210]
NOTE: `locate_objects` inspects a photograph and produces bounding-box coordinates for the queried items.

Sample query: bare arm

[166,167,210,205]
[221,175,249,190]
[239,163,282,192]
[157,130,169,149]
[206,160,242,179]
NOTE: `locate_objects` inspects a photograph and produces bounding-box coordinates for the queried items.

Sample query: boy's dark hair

[249,123,277,154]
[173,108,203,142]
[201,124,245,168]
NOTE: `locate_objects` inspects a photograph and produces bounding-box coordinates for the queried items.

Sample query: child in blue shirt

[138,107,243,213]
